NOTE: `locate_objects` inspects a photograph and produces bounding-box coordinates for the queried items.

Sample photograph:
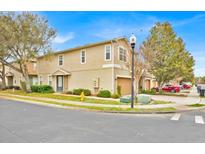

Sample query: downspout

[111,41,115,93]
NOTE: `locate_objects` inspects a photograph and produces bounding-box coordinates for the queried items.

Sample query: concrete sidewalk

[0,87,203,111]
[0,93,179,109]
[151,86,201,105]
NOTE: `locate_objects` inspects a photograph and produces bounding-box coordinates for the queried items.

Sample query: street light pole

[129,34,136,108]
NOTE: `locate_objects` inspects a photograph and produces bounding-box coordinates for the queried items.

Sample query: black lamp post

[129,34,136,108]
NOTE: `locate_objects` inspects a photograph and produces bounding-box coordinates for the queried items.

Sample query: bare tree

[0,12,56,92]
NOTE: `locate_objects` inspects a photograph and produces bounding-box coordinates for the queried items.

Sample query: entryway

[7,76,14,87]
[56,75,64,92]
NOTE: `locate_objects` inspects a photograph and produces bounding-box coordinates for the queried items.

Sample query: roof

[38,37,128,59]
[52,68,71,76]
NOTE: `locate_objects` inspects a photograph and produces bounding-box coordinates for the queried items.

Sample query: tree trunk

[0,63,6,90]
[158,82,164,92]
[135,77,140,95]
[22,64,32,93]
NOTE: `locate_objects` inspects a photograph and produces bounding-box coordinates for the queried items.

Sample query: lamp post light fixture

[129,34,136,108]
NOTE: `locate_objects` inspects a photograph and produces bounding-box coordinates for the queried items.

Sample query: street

[0,98,204,143]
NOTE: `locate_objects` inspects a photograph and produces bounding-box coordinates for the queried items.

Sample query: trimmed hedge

[73,88,91,96]
[66,90,73,94]
[140,89,156,95]
[31,85,54,93]
[111,93,120,99]
[97,90,111,98]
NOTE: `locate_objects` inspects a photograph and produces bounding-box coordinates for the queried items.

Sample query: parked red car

[182,84,191,89]
[162,85,180,93]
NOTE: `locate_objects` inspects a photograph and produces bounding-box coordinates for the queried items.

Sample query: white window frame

[80,50,86,64]
[104,45,112,61]
[48,75,52,86]
[33,63,37,70]
[39,75,43,85]
[58,54,64,66]
[118,46,127,62]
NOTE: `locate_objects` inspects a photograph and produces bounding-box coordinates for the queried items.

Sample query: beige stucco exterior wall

[4,65,22,87]
[37,38,132,94]
[3,62,38,88]
[37,41,116,93]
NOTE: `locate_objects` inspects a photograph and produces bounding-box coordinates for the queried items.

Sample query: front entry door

[56,75,63,92]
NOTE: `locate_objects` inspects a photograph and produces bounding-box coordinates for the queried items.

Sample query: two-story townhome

[37,37,133,95]
[1,37,158,95]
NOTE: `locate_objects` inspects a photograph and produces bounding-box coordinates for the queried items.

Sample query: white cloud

[91,14,157,40]
[53,32,74,44]
[173,14,205,27]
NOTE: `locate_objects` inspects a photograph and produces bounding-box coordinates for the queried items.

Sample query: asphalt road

[0,98,204,143]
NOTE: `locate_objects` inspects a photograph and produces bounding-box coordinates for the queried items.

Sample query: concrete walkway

[0,93,179,109]
[0,87,203,110]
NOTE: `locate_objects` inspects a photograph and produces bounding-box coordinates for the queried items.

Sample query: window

[104,45,111,61]
[80,50,86,64]
[48,75,52,86]
[39,76,43,85]
[119,47,127,62]
[33,63,37,70]
[58,55,64,66]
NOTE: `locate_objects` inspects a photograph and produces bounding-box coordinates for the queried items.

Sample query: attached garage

[145,79,151,90]
[117,77,131,96]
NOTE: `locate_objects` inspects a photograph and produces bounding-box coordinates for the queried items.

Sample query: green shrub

[117,85,122,96]
[140,89,156,95]
[73,88,91,96]
[6,86,21,90]
[66,90,73,94]
[31,85,54,93]
[159,90,164,95]
[97,90,111,98]
[111,93,120,99]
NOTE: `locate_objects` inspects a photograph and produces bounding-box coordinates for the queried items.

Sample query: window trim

[39,75,43,85]
[118,46,127,62]
[48,75,52,86]
[104,45,112,61]
[58,54,64,66]
[80,50,86,64]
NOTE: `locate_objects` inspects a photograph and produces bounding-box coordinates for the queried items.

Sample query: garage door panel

[117,77,131,96]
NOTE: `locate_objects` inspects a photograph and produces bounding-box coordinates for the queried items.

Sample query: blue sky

[37,11,205,76]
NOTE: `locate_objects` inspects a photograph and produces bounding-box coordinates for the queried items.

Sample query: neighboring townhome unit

[37,37,133,95]
[4,60,38,88]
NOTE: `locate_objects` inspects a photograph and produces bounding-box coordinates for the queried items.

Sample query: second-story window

[105,45,111,61]
[58,55,64,66]
[80,50,86,64]
[119,47,127,62]
[33,63,37,70]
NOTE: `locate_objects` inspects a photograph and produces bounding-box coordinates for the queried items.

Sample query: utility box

[120,96,131,104]
[199,86,205,96]
[197,86,201,93]
[138,94,151,104]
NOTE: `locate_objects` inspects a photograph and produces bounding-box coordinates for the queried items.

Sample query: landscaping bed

[187,103,205,107]
[0,90,176,106]
[0,94,177,113]
[0,90,121,105]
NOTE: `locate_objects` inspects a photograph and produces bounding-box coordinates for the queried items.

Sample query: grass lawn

[2,95,176,113]
[187,103,205,107]
[0,90,121,105]
[151,100,175,105]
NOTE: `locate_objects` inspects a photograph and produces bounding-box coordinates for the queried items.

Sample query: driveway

[151,95,201,105]
[0,98,205,143]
